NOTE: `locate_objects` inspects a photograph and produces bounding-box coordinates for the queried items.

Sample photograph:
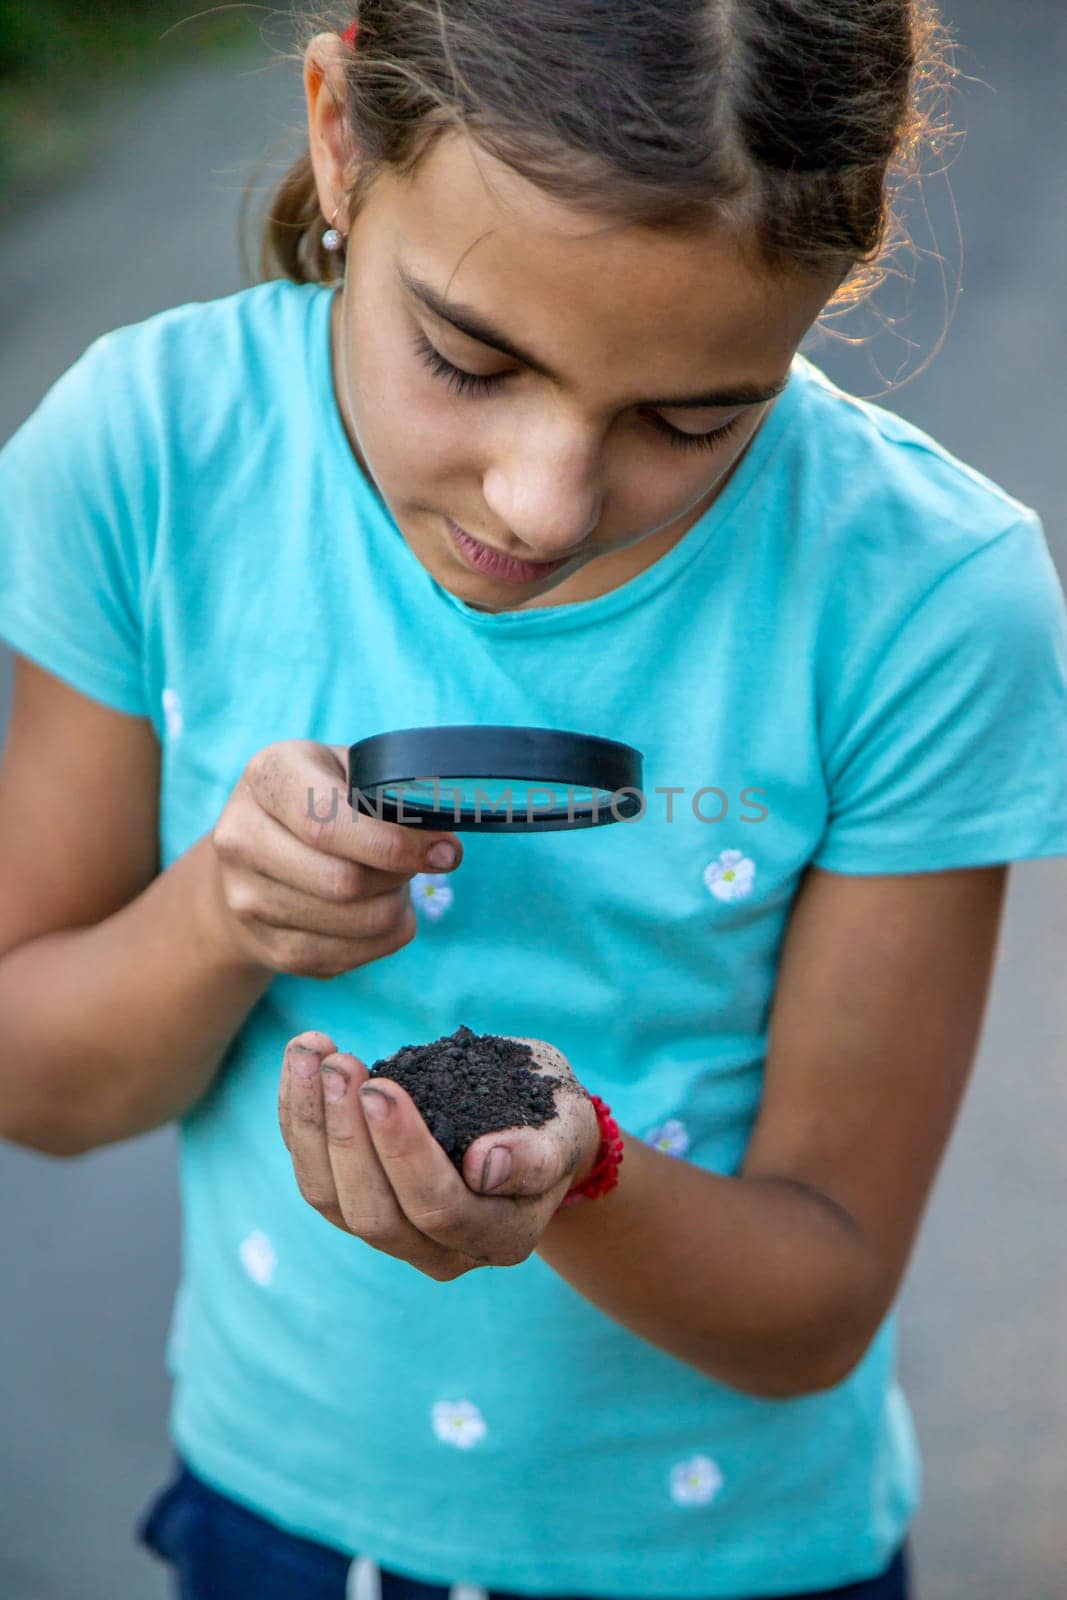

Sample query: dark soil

[366,1024,564,1172]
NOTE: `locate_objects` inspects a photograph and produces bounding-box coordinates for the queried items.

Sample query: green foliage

[0,3,66,82]
[0,3,253,86]
[0,2,257,203]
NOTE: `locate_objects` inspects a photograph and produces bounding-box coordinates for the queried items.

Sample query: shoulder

[0,279,329,591]
[778,359,1067,764]
[23,279,331,514]
[100,276,320,361]
[786,353,1037,585]
[6,279,323,464]
[81,277,322,426]
[779,356,1062,697]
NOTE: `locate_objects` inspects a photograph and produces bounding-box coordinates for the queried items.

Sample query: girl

[1,4,1065,1599]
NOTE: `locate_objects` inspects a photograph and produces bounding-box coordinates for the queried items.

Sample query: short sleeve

[0,330,150,716]
[813,512,1067,872]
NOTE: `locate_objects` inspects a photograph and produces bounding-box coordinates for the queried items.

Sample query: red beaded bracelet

[554,1094,624,1212]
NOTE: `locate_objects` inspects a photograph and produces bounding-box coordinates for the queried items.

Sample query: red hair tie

[341,19,359,48]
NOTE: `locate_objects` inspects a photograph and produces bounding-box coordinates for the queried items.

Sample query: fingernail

[290,1045,320,1079]
[360,1087,393,1122]
[481,1147,512,1193]
[427,842,457,870]
[321,1064,349,1103]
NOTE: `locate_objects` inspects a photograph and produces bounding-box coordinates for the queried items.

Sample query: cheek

[354,360,460,480]
[617,443,737,534]
[398,407,476,484]
[348,310,434,432]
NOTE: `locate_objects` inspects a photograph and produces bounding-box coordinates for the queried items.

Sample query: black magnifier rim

[346,725,644,832]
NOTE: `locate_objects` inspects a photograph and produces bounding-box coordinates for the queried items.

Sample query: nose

[480,421,604,560]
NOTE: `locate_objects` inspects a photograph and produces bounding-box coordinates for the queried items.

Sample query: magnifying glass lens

[373,778,611,825]
[348,728,644,834]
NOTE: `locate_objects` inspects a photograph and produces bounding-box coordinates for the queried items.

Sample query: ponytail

[258,148,343,286]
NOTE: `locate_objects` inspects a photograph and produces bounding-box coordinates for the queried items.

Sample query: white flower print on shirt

[161,687,184,741]
[239,1230,277,1286]
[703,849,756,903]
[432,1399,487,1450]
[411,873,454,921]
[670,1455,725,1507]
[646,1118,690,1157]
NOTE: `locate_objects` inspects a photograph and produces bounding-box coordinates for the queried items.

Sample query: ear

[303,31,356,229]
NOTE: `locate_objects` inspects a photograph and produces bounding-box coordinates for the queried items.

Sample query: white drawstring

[346,1555,383,1600]
[345,1554,489,1600]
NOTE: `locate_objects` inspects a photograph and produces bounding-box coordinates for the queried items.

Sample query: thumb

[462,1129,568,1199]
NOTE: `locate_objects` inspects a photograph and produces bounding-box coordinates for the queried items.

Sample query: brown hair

[250,1,957,322]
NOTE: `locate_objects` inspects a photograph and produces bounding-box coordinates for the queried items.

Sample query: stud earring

[322,204,346,254]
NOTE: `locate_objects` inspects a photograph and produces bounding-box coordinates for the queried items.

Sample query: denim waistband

[136,1456,913,1600]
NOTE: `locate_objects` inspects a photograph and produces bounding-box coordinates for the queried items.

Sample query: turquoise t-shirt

[3,280,1067,1599]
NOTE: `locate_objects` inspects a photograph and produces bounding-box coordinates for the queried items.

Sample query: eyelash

[410,331,746,453]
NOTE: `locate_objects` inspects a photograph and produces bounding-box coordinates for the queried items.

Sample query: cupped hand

[278,1032,601,1280]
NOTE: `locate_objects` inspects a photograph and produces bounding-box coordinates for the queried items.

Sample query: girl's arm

[0,658,272,1156]
[536,862,1008,1399]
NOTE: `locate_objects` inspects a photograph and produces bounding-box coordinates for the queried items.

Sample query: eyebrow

[398,263,789,410]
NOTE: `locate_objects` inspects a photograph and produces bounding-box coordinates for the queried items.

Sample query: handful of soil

[366,1024,564,1173]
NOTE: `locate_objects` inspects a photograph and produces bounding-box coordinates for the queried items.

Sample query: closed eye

[410,331,747,454]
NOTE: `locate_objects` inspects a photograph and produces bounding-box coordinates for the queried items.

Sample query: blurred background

[0,3,1065,1597]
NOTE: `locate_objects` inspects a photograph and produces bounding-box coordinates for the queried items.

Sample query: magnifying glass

[347,725,644,833]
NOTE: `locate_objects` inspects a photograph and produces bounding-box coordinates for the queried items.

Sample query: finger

[249,741,465,881]
[319,1052,401,1223]
[281,1031,338,1156]
[219,797,414,901]
[357,1077,515,1256]
[278,1050,291,1150]
[233,868,414,939]
[321,1054,472,1276]
[284,1033,347,1227]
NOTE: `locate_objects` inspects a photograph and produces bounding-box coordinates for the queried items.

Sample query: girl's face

[309,65,840,612]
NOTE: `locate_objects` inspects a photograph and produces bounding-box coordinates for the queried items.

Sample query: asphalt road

[1,7,1065,1597]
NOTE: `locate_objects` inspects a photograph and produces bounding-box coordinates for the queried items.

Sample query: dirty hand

[279,1032,602,1279]
[206,740,462,979]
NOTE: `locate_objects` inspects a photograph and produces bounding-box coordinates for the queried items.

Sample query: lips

[447,519,570,584]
